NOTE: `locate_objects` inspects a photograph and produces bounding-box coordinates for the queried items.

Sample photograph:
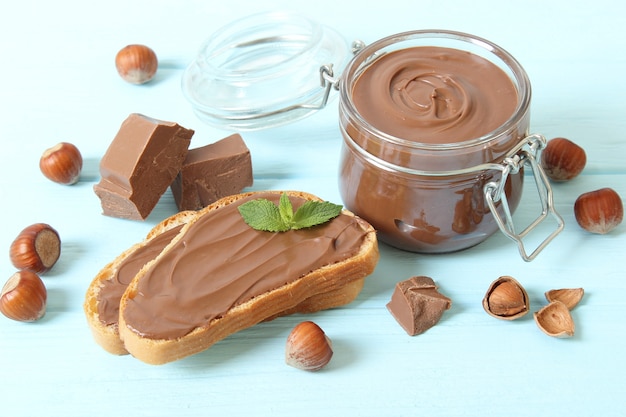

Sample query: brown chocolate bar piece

[170,133,252,211]
[386,276,452,336]
[94,113,194,220]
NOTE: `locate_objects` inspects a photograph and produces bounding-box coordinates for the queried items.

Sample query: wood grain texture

[0,1,625,416]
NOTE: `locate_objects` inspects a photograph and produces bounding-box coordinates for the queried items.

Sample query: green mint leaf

[238,193,343,232]
[238,198,290,232]
[292,200,343,230]
[278,192,294,225]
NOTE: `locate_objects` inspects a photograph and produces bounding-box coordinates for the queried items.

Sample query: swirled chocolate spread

[96,225,184,326]
[122,193,370,340]
[351,46,517,143]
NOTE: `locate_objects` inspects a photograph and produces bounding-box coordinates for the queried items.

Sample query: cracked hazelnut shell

[534,301,575,338]
[482,276,529,320]
[545,288,584,310]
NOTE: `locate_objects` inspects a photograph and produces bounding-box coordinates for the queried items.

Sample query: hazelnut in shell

[10,223,61,274]
[285,321,333,371]
[115,44,158,84]
[540,137,586,182]
[40,142,83,185]
[0,270,47,322]
[574,188,623,234]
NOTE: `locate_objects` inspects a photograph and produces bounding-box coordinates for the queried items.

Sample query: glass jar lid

[181,11,351,131]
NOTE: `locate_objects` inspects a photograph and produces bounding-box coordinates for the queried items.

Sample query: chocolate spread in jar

[121,193,371,340]
[339,45,527,253]
[351,46,517,144]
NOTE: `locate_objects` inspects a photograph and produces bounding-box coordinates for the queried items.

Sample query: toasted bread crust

[86,191,378,364]
[83,210,197,355]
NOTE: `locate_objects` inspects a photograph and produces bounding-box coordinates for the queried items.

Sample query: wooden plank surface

[1,1,625,416]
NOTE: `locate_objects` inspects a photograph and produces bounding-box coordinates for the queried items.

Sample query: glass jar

[181,11,350,131]
[338,30,563,260]
[182,15,563,261]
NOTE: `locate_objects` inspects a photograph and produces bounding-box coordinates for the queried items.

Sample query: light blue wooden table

[1,1,624,415]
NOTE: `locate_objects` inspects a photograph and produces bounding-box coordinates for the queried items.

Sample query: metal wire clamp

[484,133,565,261]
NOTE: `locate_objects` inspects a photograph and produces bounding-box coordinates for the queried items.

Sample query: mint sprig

[238,193,343,232]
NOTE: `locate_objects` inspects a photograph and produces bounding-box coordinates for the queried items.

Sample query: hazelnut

[574,187,623,234]
[545,288,584,310]
[40,142,83,185]
[115,44,158,84]
[534,301,575,338]
[10,223,61,274]
[482,276,529,320]
[540,137,586,181]
[0,270,47,322]
[285,321,333,371]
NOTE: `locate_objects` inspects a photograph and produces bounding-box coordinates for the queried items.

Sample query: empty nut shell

[545,288,584,310]
[534,301,575,338]
[285,321,333,371]
[482,276,529,320]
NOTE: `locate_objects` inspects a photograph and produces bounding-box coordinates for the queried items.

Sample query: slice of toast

[84,210,198,355]
[116,190,378,364]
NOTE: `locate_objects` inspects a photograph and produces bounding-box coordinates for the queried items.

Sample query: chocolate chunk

[94,113,194,220]
[170,133,252,211]
[386,276,452,336]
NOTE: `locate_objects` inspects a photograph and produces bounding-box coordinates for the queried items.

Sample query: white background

[1,1,625,416]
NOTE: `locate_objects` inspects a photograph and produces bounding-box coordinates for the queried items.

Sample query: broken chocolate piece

[386,276,452,336]
[170,133,252,211]
[94,113,194,220]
